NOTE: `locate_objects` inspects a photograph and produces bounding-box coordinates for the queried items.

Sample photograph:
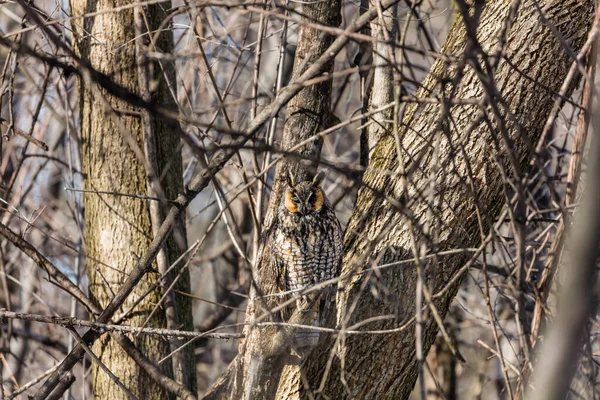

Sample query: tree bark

[70,1,195,398]
[365,1,397,161]
[275,0,593,398]
[236,0,342,399]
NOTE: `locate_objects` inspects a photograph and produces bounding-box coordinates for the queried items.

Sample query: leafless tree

[0,0,597,399]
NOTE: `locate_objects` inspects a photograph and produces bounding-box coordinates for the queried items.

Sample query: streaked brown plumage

[268,171,343,345]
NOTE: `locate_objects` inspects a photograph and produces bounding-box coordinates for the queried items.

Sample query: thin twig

[0,310,243,340]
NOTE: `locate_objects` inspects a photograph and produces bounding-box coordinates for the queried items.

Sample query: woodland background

[0,0,597,399]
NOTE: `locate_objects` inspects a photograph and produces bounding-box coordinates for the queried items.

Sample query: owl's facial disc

[311,188,324,212]
[284,187,324,215]
[284,190,299,214]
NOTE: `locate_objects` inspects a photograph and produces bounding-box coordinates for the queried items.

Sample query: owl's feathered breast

[271,205,342,292]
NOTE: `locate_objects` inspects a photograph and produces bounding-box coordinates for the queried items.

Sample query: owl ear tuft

[286,170,296,188]
[312,171,325,187]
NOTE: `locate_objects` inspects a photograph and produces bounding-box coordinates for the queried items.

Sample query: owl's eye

[285,191,300,213]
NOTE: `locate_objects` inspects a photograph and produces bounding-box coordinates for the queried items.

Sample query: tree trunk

[365,1,397,161]
[236,0,342,398]
[274,0,593,398]
[70,1,195,398]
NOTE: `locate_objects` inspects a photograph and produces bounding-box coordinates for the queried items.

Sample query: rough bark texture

[276,0,593,398]
[71,1,195,398]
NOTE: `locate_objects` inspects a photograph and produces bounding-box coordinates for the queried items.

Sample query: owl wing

[311,216,343,327]
[314,216,343,284]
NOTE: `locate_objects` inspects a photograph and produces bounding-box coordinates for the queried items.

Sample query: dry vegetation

[0,0,597,399]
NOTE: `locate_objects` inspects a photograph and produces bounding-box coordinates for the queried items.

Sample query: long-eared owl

[270,171,343,331]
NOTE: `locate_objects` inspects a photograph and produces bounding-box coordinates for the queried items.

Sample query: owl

[269,171,343,343]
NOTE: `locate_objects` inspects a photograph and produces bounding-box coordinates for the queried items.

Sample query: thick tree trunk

[70,1,195,398]
[275,0,593,398]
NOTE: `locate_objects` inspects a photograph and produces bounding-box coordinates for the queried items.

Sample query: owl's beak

[300,204,311,215]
